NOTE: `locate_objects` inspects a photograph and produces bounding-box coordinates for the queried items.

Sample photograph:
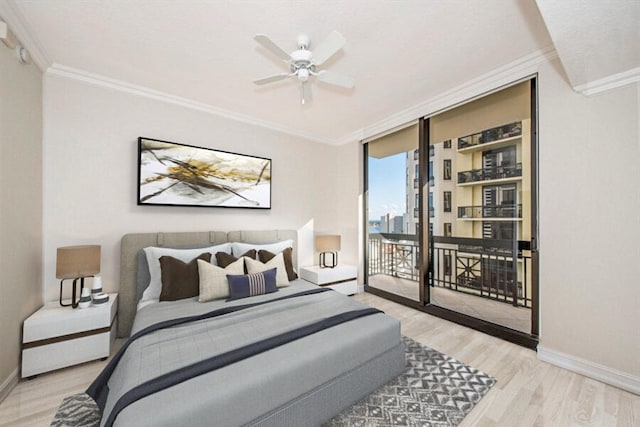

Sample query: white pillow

[231,240,294,259]
[140,243,232,305]
[245,253,290,287]
[198,258,245,302]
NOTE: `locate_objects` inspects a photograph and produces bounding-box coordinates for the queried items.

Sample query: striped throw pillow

[226,268,277,300]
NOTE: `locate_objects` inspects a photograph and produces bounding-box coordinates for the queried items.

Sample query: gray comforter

[99,280,403,427]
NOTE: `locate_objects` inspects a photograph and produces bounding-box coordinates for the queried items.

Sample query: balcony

[368,233,420,282]
[413,178,419,189]
[458,163,522,185]
[367,233,532,309]
[458,204,522,220]
[458,122,522,151]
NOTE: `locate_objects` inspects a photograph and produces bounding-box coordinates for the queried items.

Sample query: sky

[368,153,406,221]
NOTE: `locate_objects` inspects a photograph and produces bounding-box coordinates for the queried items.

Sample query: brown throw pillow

[159,252,211,301]
[216,250,256,269]
[258,247,298,281]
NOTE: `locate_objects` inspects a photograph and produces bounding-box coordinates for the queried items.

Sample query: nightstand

[299,265,358,295]
[21,293,118,378]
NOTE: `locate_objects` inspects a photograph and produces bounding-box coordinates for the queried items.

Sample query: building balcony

[458,204,522,220]
[414,178,419,189]
[458,163,522,185]
[366,233,532,309]
[457,122,522,152]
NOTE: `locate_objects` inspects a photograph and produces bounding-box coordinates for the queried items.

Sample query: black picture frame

[137,137,272,209]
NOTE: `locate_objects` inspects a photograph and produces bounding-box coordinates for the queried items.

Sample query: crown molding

[45,46,560,147]
[46,63,335,145]
[337,46,558,145]
[0,0,50,71]
[573,66,640,96]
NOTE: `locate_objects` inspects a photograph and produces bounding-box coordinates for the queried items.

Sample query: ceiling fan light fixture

[253,31,354,104]
[297,68,309,82]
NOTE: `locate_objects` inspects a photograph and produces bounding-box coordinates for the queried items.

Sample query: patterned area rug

[325,336,495,426]
[51,336,495,427]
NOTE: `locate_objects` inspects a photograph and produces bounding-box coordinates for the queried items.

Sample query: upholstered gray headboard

[118,230,298,338]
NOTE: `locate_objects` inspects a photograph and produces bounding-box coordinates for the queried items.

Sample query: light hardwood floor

[0,292,638,426]
[368,274,531,333]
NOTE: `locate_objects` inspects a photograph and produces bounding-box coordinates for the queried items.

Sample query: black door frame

[363,77,539,350]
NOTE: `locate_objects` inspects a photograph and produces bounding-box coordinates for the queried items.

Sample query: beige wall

[0,47,43,392]
[537,60,640,377]
[42,75,352,303]
[8,46,638,395]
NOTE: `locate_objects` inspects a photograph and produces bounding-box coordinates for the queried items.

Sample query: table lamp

[316,235,341,268]
[56,245,101,308]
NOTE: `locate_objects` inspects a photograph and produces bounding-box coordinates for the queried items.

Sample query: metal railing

[367,233,532,308]
[458,163,522,184]
[458,204,522,219]
[457,122,522,150]
[430,236,532,308]
[368,233,420,282]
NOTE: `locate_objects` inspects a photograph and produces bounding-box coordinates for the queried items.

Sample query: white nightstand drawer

[22,331,112,377]
[299,265,358,295]
[21,294,117,378]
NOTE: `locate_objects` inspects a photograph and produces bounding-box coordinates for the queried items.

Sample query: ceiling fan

[253,31,355,104]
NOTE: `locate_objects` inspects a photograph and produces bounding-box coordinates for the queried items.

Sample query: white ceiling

[535,0,640,95]
[1,1,637,144]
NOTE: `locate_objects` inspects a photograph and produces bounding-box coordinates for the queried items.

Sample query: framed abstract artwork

[137,137,272,209]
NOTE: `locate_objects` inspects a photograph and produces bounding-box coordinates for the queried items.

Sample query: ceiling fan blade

[300,83,312,105]
[254,34,290,61]
[316,70,355,88]
[312,31,346,65]
[253,73,290,85]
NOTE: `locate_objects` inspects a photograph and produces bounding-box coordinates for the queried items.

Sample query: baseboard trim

[0,367,19,404]
[537,345,640,395]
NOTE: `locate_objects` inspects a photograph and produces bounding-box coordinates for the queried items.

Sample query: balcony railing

[458,163,522,184]
[367,233,532,308]
[430,236,531,308]
[458,122,522,150]
[458,204,522,219]
[368,233,419,282]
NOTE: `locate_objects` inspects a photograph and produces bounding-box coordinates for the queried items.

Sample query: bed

[88,230,405,427]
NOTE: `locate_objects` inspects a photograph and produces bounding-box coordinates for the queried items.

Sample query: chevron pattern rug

[325,336,496,426]
[51,336,494,427]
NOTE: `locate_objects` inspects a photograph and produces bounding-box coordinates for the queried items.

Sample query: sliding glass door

[364,125,421,302]
[364,79,538,347]
[426,80,537,337]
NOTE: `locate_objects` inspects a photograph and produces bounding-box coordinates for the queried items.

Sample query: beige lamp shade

[315,235,341,252]
[56,245,101,279]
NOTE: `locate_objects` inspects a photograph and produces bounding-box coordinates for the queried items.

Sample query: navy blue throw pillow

[227,268,278,300]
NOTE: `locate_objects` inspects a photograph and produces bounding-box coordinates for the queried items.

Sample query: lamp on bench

[316,235,340,268]
[56,245,101,308]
